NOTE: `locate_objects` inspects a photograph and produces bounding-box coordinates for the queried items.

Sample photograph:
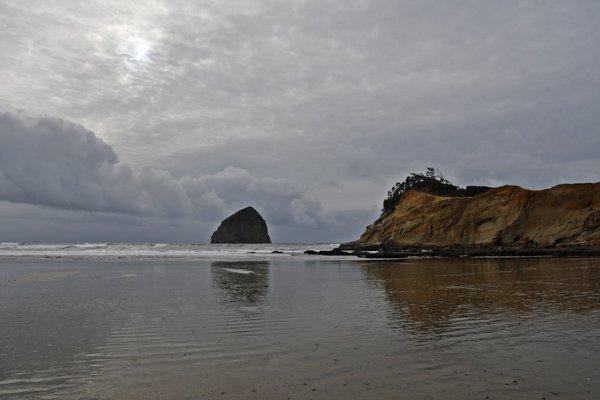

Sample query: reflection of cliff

[361,259,600,332]
[211,261,269,305]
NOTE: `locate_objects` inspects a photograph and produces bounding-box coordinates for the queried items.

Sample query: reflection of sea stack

[210,207,271,244]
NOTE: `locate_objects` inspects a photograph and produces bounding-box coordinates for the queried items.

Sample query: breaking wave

[0,242,337,259]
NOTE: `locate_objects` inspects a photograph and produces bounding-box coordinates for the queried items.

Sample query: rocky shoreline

[305,244,600,259]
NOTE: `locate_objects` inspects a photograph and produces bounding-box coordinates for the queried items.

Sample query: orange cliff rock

[350,183,600,248]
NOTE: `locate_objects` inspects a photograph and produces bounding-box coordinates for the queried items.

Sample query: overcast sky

[1,0,599,243]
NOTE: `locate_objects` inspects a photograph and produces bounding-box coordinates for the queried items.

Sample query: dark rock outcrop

[210,207,271,244]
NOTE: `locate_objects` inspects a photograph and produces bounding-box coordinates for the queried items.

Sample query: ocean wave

[0,243,339,259]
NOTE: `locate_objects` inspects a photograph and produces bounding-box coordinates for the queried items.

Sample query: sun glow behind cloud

[104,21,162,72]
[126,37,151,62]
[118,35,155,73]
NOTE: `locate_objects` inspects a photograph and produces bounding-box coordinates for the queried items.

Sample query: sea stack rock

[210,207,271,244]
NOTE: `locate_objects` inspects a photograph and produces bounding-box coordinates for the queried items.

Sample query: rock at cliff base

[210,207,271,244]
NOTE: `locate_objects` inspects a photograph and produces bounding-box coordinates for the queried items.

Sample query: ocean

[0,242,338,259]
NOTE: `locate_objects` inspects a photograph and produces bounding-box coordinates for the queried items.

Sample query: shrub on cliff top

[382,168,491,213]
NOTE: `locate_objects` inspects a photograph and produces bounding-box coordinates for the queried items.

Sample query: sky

[1,0,599,243]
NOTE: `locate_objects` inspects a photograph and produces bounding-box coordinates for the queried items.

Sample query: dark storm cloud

[1,0,599,242]
[0,111,193,216]
[0,111,327,228]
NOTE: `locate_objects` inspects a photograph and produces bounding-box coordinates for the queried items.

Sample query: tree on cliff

[382,168,492,213]
[382,168,455,213]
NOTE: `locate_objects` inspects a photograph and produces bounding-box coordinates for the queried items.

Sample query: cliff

[210,207,271,244]
[348,183,600,248]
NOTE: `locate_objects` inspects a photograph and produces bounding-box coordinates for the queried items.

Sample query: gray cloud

[0,111,193,216]
[1,0,600,242]
[0,111,332,230]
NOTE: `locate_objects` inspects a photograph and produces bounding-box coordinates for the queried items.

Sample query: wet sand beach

[1,256,599,399]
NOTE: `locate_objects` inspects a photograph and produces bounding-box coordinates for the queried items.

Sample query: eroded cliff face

[351,183,600,248]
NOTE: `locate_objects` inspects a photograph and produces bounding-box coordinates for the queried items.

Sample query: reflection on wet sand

[362,258,600,332]
[0,264,122,398]
[1,258,599,399]
[211,261,270,305]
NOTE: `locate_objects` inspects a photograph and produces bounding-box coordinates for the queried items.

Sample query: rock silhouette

[210,207,271,244]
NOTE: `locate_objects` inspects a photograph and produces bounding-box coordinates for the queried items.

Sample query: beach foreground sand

[1,256,599,399]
